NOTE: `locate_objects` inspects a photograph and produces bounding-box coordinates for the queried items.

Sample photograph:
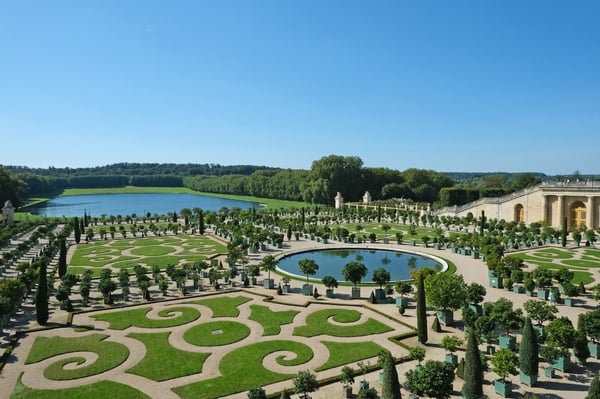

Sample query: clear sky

[1,1,599,175]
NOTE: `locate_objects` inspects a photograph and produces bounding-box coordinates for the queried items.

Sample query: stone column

[558,195,564,224]
[542,195,548,223]
[588,196,594,229]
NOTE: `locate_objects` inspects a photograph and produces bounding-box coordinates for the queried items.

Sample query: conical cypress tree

[462,329,483,399]
[58,239,67,278]
[588,374,600,399]
[519,317,538,384]
[380,350,402,399]
[198,209,205,235]
[416,272,428,344]
[73,217,81,244]
[561,216,568,247]
[36,262,49,325]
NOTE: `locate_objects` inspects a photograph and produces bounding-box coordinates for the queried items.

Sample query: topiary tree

[424,272,467,325]
[293,369,318,399]
[405,360,455,399]
[247,387,267,399]
[379,350,401,399]
[416,272,428,344]
[519,317,539,386]
[462,330,484,399]
[409,345,426,366]
[492,348,518,383]
[298,259,319,285]
[58,239,67,278]
[322,275,338,293]
[524,299,558,327]
[372,268,391,291]
[343,261,368,287]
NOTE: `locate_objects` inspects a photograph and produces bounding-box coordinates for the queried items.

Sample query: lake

[28,193,261,217]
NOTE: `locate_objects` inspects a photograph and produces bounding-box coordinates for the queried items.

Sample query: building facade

[434,181,600,231]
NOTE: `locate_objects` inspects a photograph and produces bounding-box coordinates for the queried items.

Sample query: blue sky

[1,1,599,175]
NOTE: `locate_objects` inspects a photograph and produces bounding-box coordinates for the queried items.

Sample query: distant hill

[443,172,548,183]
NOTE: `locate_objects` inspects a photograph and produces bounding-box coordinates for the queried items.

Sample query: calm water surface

[277,248,443,282]
[29,193,261,217]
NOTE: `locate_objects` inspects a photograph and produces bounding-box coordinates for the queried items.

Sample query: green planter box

[499,335,516,350]
[396,297,409,308]
[351,287,361,299]
[552,354,572,372]
[375,288,386,300]
[537,288,549,300]
[302,284,313,296]
[325,288,334,298]
[383,238,389,244]
[489,276,503,289]
[494,380,512,398]
[519,371,537,387]
[437,309,454,326]
[564,298,574,306]
[469,303,483,315]
[282,284,290,294]
[589,341,600,359]
[249,277,257,285]
[471,251,480,259]
[512,285,523,294]
[544,366,555,378]
[263,279,274,289]
[445,353,458,367]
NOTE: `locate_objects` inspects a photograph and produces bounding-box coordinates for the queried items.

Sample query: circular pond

[277,248,446,282]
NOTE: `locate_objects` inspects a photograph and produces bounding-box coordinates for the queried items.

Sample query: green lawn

[316,341,385,371]
[248,305,299,336]
[26,334,129,380]
[183,321,250,346]
[126,332,209,381]
[10,379,150,399]
[293,308,394,337]
[190,296,252,317]
[172,340,314,399]
[91,306,201,330]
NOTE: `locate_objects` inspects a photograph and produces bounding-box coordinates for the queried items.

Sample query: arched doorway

[569,201,586,230]
[514,204,524,223]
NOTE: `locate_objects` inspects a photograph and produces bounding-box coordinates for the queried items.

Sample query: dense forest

[3,155,583,210]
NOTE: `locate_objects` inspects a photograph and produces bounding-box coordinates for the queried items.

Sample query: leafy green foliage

[405,360,455,399]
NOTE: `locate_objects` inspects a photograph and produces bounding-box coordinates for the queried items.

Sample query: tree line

[2,155,557,209]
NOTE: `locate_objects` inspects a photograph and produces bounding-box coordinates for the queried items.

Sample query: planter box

[436,243,444,250]
[589,341,600,359]
[351,287,361,299]
[494,380,512,398]
[512,285,523,294]
[469,303,483,315]
[383,238,389,244]
[410,239,416,246]
[552,354,572,372]
[263,279,274,289]
[343,386,352,398]
[437,309,454,326]
[375,288,386,300]
[532,325,545,339]
[471,251,480,259]
[564,298,574,307]
[282,284,290,294]
[489,276,503,289]
[537,288,549,300]
[359,381,369,389]
[520,371,538,387]
[249,277,257,285]
[325,288,334,298]
[302,284,313,296]
[322,238,328,244]
[499,335,516,350]
[396,297,409,308]
[445,353,458,367]
[544,367,555,378]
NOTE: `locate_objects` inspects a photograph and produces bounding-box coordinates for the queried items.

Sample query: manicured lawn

[190,296,252,317]
[293,308,393,337]
[184,321,250,346]
[130,245,176,256]
[92,306,201,330]
[173,340,314,399]
[248,305,299,336]
[26,334,129,380]
[127,332,210,381]
[316,341,385,371]
[10,379,150,399]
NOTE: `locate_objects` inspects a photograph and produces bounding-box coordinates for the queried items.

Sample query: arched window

[569,201,586,230]
[514,204,524,223]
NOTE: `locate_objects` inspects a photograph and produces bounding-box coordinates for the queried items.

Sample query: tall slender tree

[462,329,483,399]
[380,350,402,399]
[198,209,205,235]
[561,216,568,247]
[36,262,48,325]
[58,239,67,278]
[519,317,539,386]
[73,216,81,244]
[588,374,600,399]
[417,272,428,344]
